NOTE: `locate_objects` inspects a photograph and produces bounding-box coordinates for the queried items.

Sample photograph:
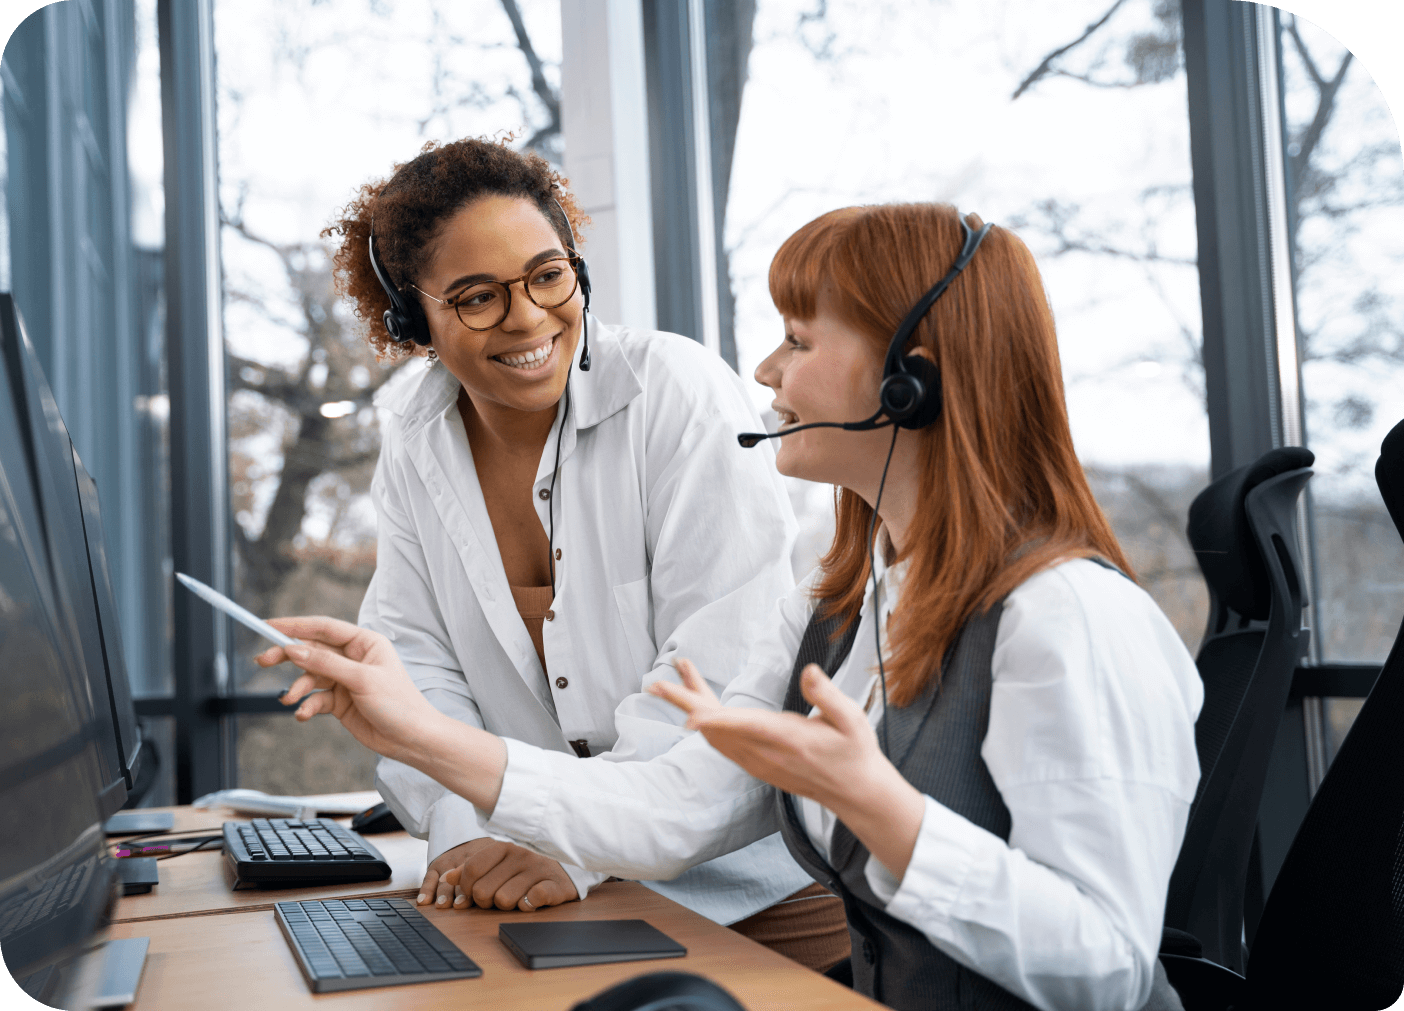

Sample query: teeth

[777,410,799,425]
[496,339,554,369]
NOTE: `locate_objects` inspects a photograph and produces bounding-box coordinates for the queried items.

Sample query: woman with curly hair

[286,200,1201,1009]
[321,137,849,969]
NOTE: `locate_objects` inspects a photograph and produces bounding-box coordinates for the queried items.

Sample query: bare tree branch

[1012,0,1129,100]
[1284,17,1353,189]
[498,0,561,152]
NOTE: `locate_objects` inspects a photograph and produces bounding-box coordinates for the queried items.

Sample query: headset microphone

[736,409,890,448]
[553,198,591,372]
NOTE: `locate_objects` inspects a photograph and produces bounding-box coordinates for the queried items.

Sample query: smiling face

[753,296,902,495]
[415,194,583,416]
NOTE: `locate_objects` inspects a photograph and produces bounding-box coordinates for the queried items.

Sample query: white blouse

[365,319,812,925]
[482,557,1203,1011]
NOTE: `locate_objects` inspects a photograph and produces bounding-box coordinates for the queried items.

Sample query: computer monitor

[0,303,118,995]
[0,294,134,816]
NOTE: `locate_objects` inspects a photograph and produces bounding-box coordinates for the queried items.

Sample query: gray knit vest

[776,598,1034,1010]
[776,568,1186,1011]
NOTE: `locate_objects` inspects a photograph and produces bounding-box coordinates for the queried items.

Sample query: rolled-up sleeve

[484,581,817,880]
[864,562,1202,1011]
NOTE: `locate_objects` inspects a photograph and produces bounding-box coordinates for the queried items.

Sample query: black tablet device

[498,920,686,970]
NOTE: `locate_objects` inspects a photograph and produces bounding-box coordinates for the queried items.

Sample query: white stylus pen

[175,572,299,648]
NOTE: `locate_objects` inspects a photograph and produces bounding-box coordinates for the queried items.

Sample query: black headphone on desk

[737,214,994,448]
[366,195,593,371]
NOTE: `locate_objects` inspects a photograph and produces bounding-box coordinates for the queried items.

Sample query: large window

[4,0,1399,819]
[727,0,1208,649]
[214,0,563,794]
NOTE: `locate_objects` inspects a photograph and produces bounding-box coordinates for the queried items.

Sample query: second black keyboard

[223,818,391,887]
[275,897,482,992]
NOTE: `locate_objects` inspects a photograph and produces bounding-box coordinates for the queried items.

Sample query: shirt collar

[863,529,909,618]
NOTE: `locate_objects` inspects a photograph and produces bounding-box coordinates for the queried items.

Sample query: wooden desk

[111,880,879,1010]
[112,795,427,924]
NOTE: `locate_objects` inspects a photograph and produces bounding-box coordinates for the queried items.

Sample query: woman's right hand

[257,616,441,766]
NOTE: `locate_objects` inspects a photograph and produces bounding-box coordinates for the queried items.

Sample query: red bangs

[767,207,865,322]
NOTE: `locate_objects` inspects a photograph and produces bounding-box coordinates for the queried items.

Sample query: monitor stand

[35,937,150,1005]
[69,936,150,1008]
[104,811,175,835]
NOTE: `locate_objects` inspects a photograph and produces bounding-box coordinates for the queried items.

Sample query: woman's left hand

[651,660,881,808]
[650,660,926,877]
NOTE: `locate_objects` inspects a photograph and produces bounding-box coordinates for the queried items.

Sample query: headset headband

[884,216,994,377]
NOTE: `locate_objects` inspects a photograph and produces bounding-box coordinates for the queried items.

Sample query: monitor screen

[0,298,116,984]
[0,296,129,816]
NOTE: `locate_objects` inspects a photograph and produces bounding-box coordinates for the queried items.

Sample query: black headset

[737,214,994,448]
[737,212,994,756]
[367,194,593,600]
[366,195,593,371]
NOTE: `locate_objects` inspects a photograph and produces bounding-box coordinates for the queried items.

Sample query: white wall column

[560,0,656,331]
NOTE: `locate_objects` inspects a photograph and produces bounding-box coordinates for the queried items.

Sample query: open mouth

[775,407,800,428]
[492,334,558,372]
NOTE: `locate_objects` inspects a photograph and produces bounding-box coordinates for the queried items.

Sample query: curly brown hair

[321,137,588,359]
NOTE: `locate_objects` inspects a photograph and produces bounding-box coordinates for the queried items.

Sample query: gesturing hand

[649,659,926,879]
[257,616,441,767]
[441,840,578,913]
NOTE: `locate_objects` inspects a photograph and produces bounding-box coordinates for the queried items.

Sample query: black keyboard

[223,818,391,887]
[275,897,482,993]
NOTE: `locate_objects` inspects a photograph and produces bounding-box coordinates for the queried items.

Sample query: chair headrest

[1187,446,1314,620]
[1377,417,1404,541]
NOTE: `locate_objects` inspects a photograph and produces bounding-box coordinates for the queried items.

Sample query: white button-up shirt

[484,557,1203,1011]
[363,319,812,925]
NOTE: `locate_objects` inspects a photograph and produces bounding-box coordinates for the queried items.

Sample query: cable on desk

[114,834,224,860]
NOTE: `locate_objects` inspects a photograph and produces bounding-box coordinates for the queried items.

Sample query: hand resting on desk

[422,838,577,913]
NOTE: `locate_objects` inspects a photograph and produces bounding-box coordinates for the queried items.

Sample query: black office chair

[1226,419,1404,1010]
[1163,447,1314,972]
[1162,422,1404,1011]
[571,972,747,1011]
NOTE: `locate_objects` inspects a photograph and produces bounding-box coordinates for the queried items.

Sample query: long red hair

[770,204,1135,706]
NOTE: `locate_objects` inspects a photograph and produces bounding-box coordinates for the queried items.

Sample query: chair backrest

[1244,420,1404,1010]
[1164,446,1314,970]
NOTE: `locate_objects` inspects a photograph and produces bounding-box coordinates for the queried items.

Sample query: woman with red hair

[268,203,1202,1011]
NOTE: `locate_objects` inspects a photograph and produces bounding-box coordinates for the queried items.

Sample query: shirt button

[554,548,562,560]
[861,938,876,965]
[538,488,550,500]
[555,677,569,689]
[544,610,555,621]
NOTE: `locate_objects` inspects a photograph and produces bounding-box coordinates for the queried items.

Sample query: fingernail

[416,894,427,904]
[288,645,309,661]
[437,896,448,907]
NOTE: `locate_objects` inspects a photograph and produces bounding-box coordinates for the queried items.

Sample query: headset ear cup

[382,308,410,343]
[883,355,943,429]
